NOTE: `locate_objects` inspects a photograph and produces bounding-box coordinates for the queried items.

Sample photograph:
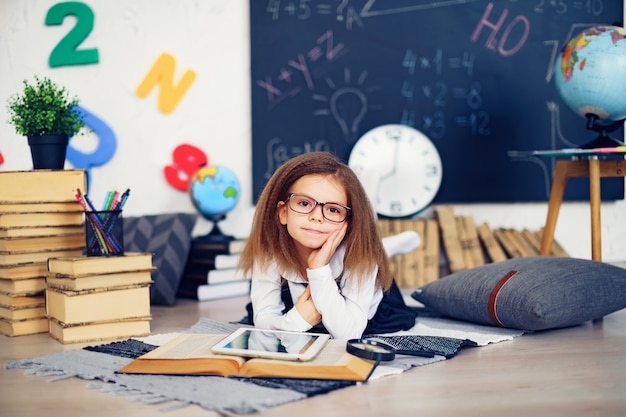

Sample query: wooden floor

[2,290,626,417]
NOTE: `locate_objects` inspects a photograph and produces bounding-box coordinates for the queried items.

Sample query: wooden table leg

[588,157,602,261]
[540,157,624,259]
[540,160,570,256]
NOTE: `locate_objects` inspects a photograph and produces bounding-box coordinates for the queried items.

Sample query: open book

[117,333,376,381]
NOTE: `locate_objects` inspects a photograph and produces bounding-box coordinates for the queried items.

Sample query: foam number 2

[45,1,99,67]
[164,144,208,191]
[136,52,197,114]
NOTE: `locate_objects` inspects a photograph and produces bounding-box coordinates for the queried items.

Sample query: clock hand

[380,132,400,181]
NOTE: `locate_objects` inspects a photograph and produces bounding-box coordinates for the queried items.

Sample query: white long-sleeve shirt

[249,244,383,340]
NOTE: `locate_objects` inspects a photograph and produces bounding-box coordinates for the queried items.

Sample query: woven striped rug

[5,317,523,416]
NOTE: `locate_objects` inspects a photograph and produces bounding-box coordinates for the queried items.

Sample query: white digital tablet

[211,328,330,361]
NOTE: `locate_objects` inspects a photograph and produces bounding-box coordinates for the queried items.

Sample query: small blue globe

[554,26,626,121]
[189,165,240,219]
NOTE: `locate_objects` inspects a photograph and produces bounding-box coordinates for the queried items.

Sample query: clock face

[348,124,443,218]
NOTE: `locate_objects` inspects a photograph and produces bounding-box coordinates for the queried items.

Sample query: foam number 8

[164,144,208,191]
[45,1,99,67]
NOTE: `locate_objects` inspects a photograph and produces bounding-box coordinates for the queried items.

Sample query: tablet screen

[211,328,329,361]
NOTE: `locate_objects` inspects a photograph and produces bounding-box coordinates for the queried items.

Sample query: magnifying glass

[346,339,396,362]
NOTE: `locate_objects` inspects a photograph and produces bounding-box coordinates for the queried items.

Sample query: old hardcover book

[0,233,85,252]
[178,278,250,301]
[390,219,408,287]
[395,219,424,288]
[436,206,466,273]
[118,333,376,381]
[48,317,152,344]
[184,253,242,280]
[458,215,485,268]
[521,229,542,254]
[409,219,426,288]
[550,238,570,257]
[0,201,83,213]
[0,292,45,308]
[196,280,250,301]
[188,237,247,257]
[0,305,46,321]
[504,229,532,257]
[493,229,523,258]
[207,267,247,284]
[377,218,399,279]
[47,252,153,276]
[456,216,474,270]
[0,277,46,294]
[0,212,84,228]
[534,229,569,257]
[0,169,87,203]
[511,229,539,256]
[183,239,247,279]
[476,223,507,263]
[45,285,151,325]
[0,317,48,336]
[0,225,84,238]
[214,253,241,270]
[422,218,440,284]
[46,270,154,291]
[0,248,83,265]
[377,217,392,237]
[0,262,49,279]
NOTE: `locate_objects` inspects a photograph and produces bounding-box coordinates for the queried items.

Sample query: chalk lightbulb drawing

[313,68,381,143]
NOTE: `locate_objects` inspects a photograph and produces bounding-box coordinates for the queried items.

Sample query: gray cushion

[411,256,626,331]
[123,213,197,305]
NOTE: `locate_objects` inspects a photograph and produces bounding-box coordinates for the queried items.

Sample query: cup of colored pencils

[75,188,129,256]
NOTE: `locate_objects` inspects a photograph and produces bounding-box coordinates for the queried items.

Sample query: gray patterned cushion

[123,213,197,305]
[412,256,626,331]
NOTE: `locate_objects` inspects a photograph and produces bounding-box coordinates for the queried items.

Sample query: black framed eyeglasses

[287,193,351,223]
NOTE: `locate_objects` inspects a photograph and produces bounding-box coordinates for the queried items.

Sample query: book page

[241,338,375,380]
[303,339,350,365]
[142,333,230,359]
[242,339,357,368]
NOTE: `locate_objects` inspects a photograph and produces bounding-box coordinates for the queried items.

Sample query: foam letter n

[136,52,196,114]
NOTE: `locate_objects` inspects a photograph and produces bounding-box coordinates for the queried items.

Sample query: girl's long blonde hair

[238,151,392,291]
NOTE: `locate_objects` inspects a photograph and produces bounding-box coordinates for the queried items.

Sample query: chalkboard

[250,0,624,204]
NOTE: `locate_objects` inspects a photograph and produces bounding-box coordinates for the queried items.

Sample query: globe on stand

[554,25,626,149]
[189,165,241,242]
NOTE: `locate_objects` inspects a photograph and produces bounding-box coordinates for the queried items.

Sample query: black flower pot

[27,134,69,169]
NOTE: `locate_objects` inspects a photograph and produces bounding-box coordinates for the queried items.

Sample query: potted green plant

[7,76,85,169]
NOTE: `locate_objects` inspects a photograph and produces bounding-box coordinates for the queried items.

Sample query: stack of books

[46,252,154,343]
[177,236,250,301]
[0,170,87,337]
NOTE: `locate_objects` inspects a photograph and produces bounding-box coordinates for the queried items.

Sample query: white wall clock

[348,124,443,218]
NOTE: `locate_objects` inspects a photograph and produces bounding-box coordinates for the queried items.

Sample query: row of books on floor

[0,169,88,337]
[378,205,569,289]
[177,236,250,301]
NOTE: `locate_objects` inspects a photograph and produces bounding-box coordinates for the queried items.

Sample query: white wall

[1,0,624,262]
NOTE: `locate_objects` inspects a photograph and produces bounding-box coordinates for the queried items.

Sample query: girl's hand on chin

[307,222,348,269]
